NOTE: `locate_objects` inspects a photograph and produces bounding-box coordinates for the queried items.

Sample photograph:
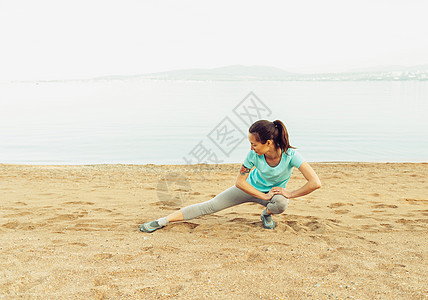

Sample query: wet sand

[0,163,427,299]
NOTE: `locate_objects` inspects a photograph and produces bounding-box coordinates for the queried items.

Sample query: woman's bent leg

[266,194,289,214]
[181,185,258,220]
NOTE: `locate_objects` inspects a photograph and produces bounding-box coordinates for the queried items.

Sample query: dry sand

[0,162,427,299]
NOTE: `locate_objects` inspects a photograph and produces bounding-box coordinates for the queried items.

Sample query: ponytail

[272,120,295,154]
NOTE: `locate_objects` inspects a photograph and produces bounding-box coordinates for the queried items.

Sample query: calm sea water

[0,79,427,164]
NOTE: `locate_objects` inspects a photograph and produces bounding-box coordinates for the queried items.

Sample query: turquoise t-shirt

[243,148,304,192]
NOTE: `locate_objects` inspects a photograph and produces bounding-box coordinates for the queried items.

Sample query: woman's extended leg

[140,185,259,232]
[179,185,259,220]
[165,209,184,222]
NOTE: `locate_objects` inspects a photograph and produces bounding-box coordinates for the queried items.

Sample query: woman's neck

[264,147,281,160]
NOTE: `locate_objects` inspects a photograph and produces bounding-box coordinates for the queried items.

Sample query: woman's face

[248,133,271,155]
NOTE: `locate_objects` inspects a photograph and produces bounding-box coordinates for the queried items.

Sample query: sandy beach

[0,162,427,299]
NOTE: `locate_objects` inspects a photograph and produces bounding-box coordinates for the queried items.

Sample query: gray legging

[181,185,289,220]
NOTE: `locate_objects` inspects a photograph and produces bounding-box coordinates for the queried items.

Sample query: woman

[140,119,321,232]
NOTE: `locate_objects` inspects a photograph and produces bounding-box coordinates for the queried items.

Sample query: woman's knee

[268,194,289,214]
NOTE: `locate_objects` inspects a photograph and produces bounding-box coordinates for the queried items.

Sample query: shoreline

[1,161,427,167]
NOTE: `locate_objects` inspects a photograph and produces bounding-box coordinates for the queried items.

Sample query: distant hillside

[18,64,428,83]
[94,65,299,81]
[346,64,428,73]
[93,64,428,81]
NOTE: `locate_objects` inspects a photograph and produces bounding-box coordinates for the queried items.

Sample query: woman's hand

[264,189,277,201]
[269,187,293,199]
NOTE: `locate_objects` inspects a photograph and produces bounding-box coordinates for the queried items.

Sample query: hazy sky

[1,0,427,80]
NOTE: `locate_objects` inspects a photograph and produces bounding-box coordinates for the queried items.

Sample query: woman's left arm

[274,162,321,199]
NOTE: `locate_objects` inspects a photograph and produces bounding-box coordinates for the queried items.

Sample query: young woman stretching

[140,119,321,232]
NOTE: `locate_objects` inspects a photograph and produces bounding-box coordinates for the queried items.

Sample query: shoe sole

[139,223,161,233]
[260,215,276,229]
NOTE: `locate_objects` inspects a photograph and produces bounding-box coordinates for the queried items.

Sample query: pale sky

[1,0,427,81]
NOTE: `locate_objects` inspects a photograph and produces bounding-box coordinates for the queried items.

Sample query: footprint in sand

[246,250,269,263]
[395,219,416,225]
[94,253,113,260]
[372,204,398,209]
[285,220,303,232]
[380,223,394,230]
[283,218,329,234]
[47,214,80,222]
[394,218,427,230]
[228,217,250,223]
[140,246,154,254]
[3,211,33,218]
[2,221,19,229]
[403,199,428,205]
[223,218,258,231]
[328,202,353,209]
[334,209,350,214]
[68,242,88,247]
[63,201,95,205]
[226,212,240,215]
[305,221,327,234]
[168,222,199,232]
[327,218,342,224]
[353,215,369,219]
[93,208,113,213]
[1,221,37,230]
[361,224,377,230]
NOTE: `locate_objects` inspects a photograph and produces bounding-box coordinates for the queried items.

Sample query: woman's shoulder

[285,148,305,168]
[285,148,297,156]
[248,149,260,157]
[244,150,259,166]
[284,148,303,160]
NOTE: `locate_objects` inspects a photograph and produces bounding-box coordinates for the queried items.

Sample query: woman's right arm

[235,165,271,201]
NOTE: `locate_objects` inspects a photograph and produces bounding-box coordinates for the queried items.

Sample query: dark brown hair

[249,119,295,154]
